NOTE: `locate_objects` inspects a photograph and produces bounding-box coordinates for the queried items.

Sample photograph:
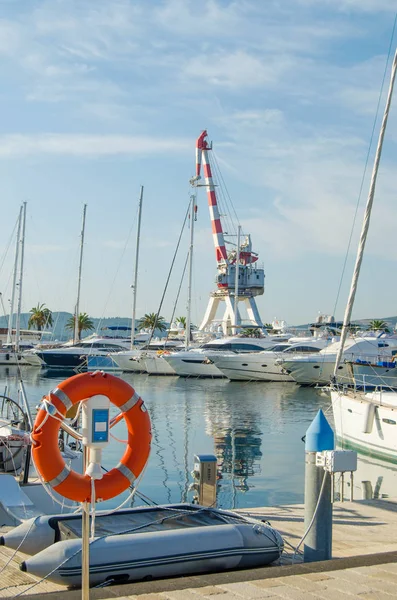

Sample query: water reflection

[204,392,262,507]
[336,445,397,501]
[1,366,395,509]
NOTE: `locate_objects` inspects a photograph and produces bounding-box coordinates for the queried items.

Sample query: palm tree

[368,319,390,333]
[138,313,167,332]
[175,316,186,328]
[66,312,94,340]
[28,303,53,331]
[240,327,262,338]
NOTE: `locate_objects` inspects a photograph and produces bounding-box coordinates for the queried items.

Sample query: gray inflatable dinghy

[11,504,283,587]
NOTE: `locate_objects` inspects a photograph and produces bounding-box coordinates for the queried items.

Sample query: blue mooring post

[304,409,334,562]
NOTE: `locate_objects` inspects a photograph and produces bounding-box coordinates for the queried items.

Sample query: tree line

[27,304,395,339]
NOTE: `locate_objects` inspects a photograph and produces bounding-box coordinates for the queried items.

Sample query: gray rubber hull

[21,523,283,587]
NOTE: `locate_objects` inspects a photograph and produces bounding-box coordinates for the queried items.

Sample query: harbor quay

[3,497,396,600]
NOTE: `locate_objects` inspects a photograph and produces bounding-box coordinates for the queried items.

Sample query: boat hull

[213,354,294,382]
[86,356,121,372]
[331,389,397,462]
[0,352,28,366]
[282,356,350,386]
[144,356,177,375]
[16,504,283,587]
[112,352,148,372]
[163,353,224,377]
[35,351,87,369]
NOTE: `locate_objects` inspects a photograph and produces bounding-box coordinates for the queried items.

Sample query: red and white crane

[192,130,265,335]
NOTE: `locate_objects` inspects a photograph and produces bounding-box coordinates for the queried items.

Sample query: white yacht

[278,335,397,386]
[210,338,330,381]
[331,387,397,461]
[35,336,132,370]
[112,340,185,373]
[162,336,285,378]
[143,353,180,375]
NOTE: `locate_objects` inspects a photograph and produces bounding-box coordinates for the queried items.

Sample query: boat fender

[31,372,151,503]
[362,402,376,434]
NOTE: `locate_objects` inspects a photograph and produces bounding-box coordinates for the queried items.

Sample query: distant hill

[0,312,135,341]
[294,317,397,331]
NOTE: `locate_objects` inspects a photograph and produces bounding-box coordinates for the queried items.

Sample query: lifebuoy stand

[81,394,110,600]
[31,371,152,600]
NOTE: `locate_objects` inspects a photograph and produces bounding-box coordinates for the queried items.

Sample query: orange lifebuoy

[31,372,151,503]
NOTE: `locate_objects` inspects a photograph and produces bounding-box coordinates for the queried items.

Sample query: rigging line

[210,152,237,240]
[211,149,240,228]
[95,204,139,333]
[165,251,189,344]
[0,216,18,280]
[147,200,191,345]
[332,16,397,319]
[207,152,232,236]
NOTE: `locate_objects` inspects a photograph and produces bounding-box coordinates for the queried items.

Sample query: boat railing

[348,354,396,368]
[342,360,397,395]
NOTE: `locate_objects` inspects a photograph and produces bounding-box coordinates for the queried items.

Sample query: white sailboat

[330,49,397,461]
[0,203,31,366]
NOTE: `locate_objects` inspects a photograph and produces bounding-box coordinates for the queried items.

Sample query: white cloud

[184,50,293,88]
[0,19,21,55]
[154,0,243,37]
[0,134,190,158]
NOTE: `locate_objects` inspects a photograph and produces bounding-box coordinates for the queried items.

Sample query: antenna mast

[131,186,144,349]
[74,204,87,344]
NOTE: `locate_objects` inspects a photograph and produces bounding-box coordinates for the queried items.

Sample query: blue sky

[0,0,396,327]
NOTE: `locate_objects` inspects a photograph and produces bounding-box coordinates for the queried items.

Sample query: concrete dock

[1,498,396,599]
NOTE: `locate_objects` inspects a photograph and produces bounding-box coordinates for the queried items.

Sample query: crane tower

[191,130,265,335]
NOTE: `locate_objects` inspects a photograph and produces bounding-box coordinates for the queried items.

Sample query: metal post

[304,410,334,562]
[131,186,143,349]
[81,446,90,599]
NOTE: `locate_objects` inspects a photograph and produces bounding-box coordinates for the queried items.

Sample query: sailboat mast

[333,49,397,377]
[130,186,144,349]
[233,226,241,335]
[74,204,87,345]
[15,201,27,352]
[7,206,23,346]
[185,194,196,349]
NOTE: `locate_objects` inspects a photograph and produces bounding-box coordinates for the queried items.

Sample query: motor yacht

[112,339,185,373]
[35,337,132,370]
[210,338,330,381]
[162,335,286,378]
[279,335,397,386]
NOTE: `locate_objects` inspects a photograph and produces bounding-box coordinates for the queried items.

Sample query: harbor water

[1,366,396,510]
